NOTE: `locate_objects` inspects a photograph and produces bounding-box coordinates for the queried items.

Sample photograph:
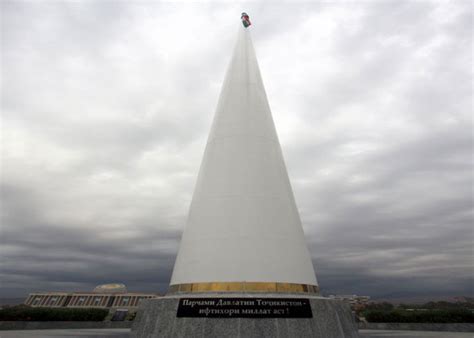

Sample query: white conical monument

[132,18,359,338]
[169,26,318,294]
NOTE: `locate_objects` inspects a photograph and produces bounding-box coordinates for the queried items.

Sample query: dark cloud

[1,1,472,298]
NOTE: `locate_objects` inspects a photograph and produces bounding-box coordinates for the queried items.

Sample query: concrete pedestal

[131,294,359,338]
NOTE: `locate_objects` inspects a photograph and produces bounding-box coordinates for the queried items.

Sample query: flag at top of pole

[241,12,251,28]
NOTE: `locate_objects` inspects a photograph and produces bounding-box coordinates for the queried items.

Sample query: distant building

[327,294,371,306]
[24,283,158,310]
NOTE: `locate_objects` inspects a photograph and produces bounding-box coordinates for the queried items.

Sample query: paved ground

[0,328,130,338]
[1,329,473,337]
[359,330,473,338]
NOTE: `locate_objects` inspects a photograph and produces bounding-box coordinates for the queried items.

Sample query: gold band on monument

[168,282,319,294]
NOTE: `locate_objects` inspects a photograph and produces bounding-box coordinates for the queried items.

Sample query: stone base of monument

[131,294,359,338]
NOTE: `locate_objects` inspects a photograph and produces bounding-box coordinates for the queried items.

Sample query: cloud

[1,1,472,298]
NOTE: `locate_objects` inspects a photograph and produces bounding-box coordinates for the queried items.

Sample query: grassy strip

[364,309,474,323]
[0,306,108,321]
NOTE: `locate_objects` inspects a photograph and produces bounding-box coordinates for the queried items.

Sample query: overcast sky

[1,1,472,299]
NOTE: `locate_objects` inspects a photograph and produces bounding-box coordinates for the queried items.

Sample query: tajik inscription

[176,298,312,318]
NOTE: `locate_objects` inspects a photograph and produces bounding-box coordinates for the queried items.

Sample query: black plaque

[176,298,312,318]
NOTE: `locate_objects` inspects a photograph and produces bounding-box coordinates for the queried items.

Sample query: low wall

[0,321,133,331]
[3,320,473,332]
[358,322,474,332]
